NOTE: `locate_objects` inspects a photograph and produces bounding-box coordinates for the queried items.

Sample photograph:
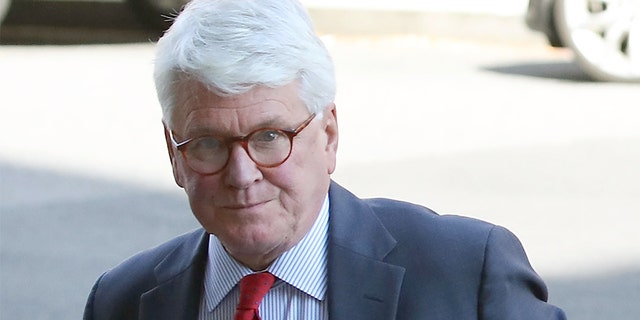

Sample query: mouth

[222,200,270,210]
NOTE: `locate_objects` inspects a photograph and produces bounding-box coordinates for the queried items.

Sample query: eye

[252,130,285,143]
[249,130,290,154]
[192,137,223,149]
[188,137,225,160]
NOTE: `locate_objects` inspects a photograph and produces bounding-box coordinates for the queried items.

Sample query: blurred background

[1,0,639,319]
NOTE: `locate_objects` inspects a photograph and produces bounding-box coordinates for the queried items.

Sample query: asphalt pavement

[2,1,640,319]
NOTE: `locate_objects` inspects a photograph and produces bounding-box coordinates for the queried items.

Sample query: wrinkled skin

[164,81,338,270]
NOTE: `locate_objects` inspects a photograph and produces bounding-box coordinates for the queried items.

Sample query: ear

[322,103,339,174]
[163,123,185,188]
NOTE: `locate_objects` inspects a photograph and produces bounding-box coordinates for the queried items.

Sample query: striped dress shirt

[198,195,330,320]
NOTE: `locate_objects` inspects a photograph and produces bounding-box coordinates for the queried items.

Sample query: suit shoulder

[364,197,495,236]
[87,228,206,318]
[106,228,205,278]
[362,197,504,266]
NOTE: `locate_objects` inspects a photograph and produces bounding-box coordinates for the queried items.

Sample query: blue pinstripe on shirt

[199,195,330,320]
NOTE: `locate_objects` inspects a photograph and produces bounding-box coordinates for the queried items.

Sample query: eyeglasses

[170,113,316,175]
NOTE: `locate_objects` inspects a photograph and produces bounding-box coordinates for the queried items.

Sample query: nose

[223,143,263,189]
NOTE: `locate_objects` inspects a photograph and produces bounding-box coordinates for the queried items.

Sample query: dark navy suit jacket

[84,181,566,319]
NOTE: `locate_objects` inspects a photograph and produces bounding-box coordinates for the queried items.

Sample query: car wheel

[127,0,189,30]
[554,0,640,82]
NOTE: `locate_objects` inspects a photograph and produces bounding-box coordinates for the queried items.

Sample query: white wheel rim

[559,0,640,79]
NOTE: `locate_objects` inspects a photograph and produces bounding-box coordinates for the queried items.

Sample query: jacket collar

[327,181,405,320]
[139,229,209,320]
[135,181,404,320]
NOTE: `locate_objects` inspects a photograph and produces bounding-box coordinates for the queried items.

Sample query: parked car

[126,0,189,28]
[526,0,639,82]
[0,0,189,29]
[0,0,10,23]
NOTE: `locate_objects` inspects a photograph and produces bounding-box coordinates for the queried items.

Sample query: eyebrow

[184,118,290,139]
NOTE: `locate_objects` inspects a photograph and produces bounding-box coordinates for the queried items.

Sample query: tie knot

[237,272,276,312]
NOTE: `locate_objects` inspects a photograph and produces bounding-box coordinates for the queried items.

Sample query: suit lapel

[136,182,404,320]
[327,182,406,320]
[139,230,209,320]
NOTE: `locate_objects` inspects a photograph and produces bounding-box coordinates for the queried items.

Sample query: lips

[222,199,270,210]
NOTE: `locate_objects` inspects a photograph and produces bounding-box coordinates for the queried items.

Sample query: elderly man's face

[165,81,338,270]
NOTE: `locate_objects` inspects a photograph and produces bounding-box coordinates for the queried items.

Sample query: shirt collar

[203,195,330,311]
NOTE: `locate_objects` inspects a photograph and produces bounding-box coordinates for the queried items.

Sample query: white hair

[154,0,336,127]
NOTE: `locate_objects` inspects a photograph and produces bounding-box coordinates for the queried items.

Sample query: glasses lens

[184,136,228,173]
[248,129,292,166]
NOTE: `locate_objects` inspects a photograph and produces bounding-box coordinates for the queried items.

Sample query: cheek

[269,148,310,183]
[174,155,215,191]
[182,172,220,204]
[267,147,327,199]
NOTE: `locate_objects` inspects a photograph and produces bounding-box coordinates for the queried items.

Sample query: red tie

[234,272,275,320]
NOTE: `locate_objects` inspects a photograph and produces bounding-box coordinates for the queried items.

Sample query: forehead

[172,81,308,134]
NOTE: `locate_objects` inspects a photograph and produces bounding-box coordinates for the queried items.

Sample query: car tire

[554,0,640,82]
[127,0,189,30]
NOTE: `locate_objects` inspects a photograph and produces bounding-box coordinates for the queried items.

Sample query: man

[84,0,566,319]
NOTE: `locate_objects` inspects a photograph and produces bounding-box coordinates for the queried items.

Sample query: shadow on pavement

[1,161,199,319]
[483,60,594,82]
[548,268,640,320]
[2,156,640,319]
